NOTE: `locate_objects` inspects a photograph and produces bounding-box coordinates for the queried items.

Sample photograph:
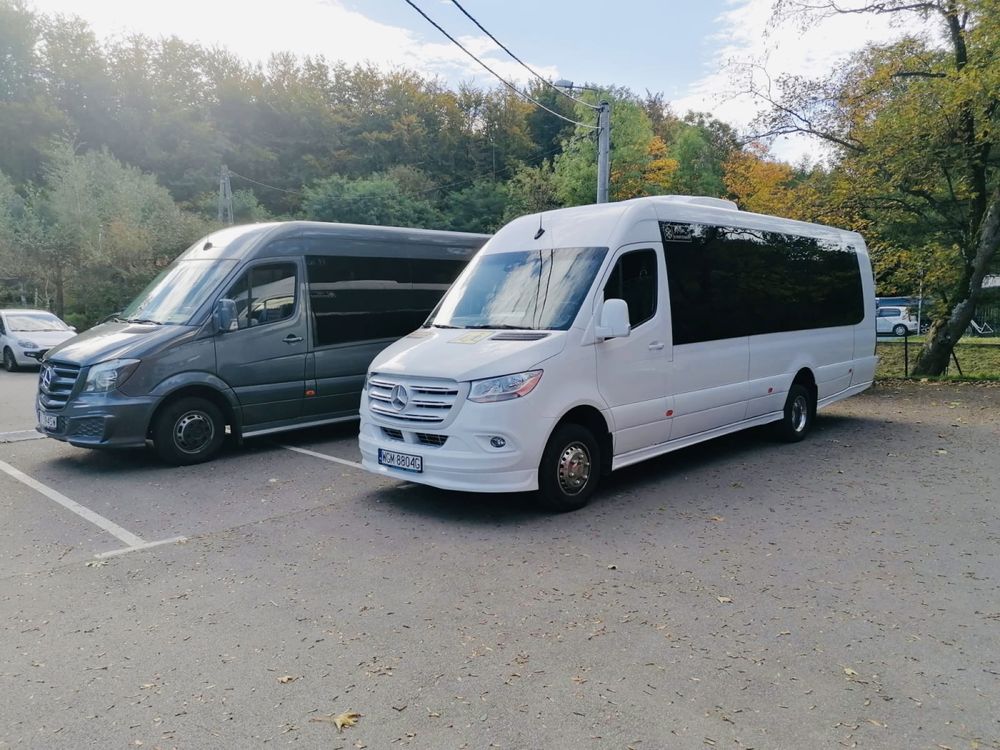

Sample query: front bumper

[36,391,160,448]
[359,397,557,494]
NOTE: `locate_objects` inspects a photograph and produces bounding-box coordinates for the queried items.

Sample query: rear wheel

[774,383,814,443]
[892,324,908,337]
[3,347,18,372]
[152,396,225,465]
[537,423,601,512]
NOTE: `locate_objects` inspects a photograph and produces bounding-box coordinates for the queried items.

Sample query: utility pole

[218,165,234,225]
[554,80,610,204]
[596,100,610,204]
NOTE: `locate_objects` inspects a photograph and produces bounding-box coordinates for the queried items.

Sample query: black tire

[774,383,814,443]
[892,324,908,337]
[3,346,17,372]
[152,396,225,465]
[3,347,18,372]
[537,423,601,512]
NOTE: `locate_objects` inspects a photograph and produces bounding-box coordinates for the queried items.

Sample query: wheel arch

[791,367,817,412]
[550,404,613,476]
[147,383,241,440]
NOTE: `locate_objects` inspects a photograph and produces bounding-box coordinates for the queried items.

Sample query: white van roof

[487,196,861,254]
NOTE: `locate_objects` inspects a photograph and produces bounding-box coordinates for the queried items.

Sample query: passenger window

[604,249,657,327]
[223,263,297,330]
[306,255,462,347]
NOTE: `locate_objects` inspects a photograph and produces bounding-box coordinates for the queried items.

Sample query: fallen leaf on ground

[277,675,297,684]
[311,711,362,732]
[85,560,108,568]
[843,667,858,677]
[716,596,733,604]
[709,515,724,522]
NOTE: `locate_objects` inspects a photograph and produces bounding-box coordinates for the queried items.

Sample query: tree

[302,173,444,228]
[21,142,203,325]
[751,0,1000,375]
[502,164,561,223]
[444,180,508,234]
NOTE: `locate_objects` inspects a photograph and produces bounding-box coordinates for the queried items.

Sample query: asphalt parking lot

[1,369,998,749]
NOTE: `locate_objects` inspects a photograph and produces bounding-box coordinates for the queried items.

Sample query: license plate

[38,411,57,431]
[378,448,423,473]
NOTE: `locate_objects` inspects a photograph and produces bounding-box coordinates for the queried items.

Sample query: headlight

[17,340,37,349]
[468,370,542,403]
[82,359,140,393]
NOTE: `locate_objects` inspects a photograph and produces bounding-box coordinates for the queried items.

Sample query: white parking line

[0,458,186,557]
[0,429,45,443]
[279,444,364,469]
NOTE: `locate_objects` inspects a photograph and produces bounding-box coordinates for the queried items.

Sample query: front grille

[381,427,404,441]
[416,433,448,447]
[69,417,104,438]
[39,360,82,410]
[368,375,459,424]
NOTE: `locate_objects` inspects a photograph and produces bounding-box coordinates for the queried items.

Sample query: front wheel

[3,347,18,372]
[537,423,601,512]
[152,396,225,465]
[774,384,814,443]
[892,324,908,337]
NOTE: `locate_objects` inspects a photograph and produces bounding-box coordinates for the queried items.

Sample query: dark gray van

[36,221,488,464]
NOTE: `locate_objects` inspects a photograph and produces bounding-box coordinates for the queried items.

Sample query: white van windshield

[121,259,238,325]
[429,247,607,331]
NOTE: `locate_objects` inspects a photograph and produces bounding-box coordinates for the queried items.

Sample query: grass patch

[876,338,1000,379]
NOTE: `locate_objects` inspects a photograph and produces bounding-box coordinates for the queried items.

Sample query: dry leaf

[716,596,733,604]
[85,560,108,568]
[935,449,948,455]
[278,675,297,684]
[709,515,724,522]
[309,711,363,732]
[843,667,858,677]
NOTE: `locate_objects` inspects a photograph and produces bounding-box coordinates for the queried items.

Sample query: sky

[27,0,916,163]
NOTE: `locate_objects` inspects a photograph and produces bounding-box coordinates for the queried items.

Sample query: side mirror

[70,326,77,332]
[215,298,238,333]
[596,298,631,339]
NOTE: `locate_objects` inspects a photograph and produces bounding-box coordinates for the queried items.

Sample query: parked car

[0,309,77,371]
[876,305,917,336]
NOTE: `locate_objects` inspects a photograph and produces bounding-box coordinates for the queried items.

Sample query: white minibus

[358,196,877,510]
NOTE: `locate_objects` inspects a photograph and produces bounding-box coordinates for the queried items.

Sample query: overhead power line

[401,0,598,131]
[228,169,301,195]
[447,0,599,111]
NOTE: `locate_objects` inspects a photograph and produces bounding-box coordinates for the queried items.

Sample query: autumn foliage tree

[751,0,1000,376]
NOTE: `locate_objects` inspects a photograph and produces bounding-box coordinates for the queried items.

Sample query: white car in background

[876,305,918,337]
[0,309,77,371]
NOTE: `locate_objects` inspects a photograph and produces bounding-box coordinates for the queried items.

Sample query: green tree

[23,142,204,325]
[502,163,561,223]
[302,173,444,228]
[753,0,1000,375]
[444,180,508,234]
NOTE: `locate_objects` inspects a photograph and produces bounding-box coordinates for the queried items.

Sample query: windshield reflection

[430,247,607,331]
[121,259,238,325]
[6,313,70,332]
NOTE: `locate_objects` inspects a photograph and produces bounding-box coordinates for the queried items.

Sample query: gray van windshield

[122,259,238,325]
[430,247,607,331]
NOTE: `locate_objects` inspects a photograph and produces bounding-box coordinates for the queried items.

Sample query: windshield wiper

[126,317,163,325]
[432,324,461,329]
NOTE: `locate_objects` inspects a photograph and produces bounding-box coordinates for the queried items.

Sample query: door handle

[648,341,664,351]
[283,334,303,344]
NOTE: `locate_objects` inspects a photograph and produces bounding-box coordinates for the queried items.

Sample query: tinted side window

[604,249,657,327]
[306,256,463,346]
[663,223,864,344]
[223,263,297,330]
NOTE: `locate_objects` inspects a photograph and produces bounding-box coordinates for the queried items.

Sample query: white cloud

[29,0,557,86]
[671,0,910,163]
